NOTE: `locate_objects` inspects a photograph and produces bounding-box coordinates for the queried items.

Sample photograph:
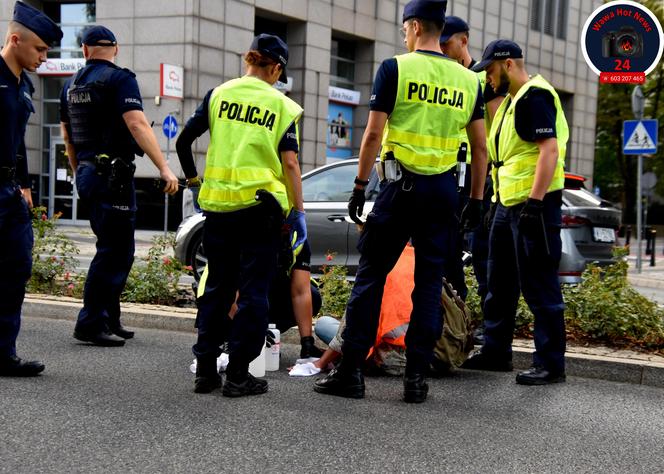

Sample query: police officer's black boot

[313,352,365,399]
[300,336,324,359]
[108,323,134,340]
[0,355,45,377]
[403,358,429,403]
[222,359,268,397]
[194,357,222,394]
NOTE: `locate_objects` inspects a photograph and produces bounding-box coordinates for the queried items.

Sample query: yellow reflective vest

[381,52,481,175]
[198,75,303,213]
[488,75,569,207]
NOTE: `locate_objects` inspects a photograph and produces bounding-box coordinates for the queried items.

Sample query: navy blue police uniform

[60,27,145,344]
[342,49,483,368]
[480,88,565,372]
[0,2,62,376]
[314,0,485,403]
[175,86,299,373]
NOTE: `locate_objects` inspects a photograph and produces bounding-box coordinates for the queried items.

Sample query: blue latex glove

[285,209,307,253]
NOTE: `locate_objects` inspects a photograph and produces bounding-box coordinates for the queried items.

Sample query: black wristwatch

[354,176,369,187]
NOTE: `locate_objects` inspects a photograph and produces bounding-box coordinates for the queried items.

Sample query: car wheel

[188,230,207,282]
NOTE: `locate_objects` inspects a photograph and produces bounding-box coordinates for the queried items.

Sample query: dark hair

[408,18,445,35]
[244,50,278,68]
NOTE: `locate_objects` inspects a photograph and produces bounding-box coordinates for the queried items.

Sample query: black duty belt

[0,166,16,182]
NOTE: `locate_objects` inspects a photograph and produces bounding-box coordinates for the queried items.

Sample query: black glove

[484,202,497,231]
[517,198,545,234]
[348,187,366,225]
[266,329,276,348]
[518,198,550,256]
[459,198,483,232]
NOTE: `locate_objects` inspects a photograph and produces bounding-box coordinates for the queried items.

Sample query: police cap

[81,25,117,46]
[250,33,289,84]
[12,1,63,45]
[402,0,447,23]
[472,39,523,72]
[439,16,469,43]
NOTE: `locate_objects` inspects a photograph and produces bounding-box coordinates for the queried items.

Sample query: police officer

[60,26,178,347]
[463,40,568,385]
[314,0,487,403]
[439,16,508,303]
[0,2,62,377]
[176,34,305,396]
[440,19,509,350]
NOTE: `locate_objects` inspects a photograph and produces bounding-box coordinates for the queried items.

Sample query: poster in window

[327,102,353,160]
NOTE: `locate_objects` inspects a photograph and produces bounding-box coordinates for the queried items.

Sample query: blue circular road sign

[162,115,178,139]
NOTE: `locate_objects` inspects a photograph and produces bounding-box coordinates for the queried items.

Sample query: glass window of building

[330,38,355,89]
[254,16,287,41]
[530,0,568,40]
[43,3,96,58]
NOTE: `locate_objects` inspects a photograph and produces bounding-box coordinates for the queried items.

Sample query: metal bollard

[650,228,656,267]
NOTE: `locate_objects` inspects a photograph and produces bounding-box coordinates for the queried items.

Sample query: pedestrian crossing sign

[623,120,658,155]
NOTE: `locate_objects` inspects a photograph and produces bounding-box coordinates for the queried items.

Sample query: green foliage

[318,254,352,318]
[122,233,191,305]
[28,207,80,295]
[465,247,664,352]
[564,248,664,349]
[464,267,533,336]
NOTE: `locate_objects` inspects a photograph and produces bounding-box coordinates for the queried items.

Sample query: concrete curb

[23,295,664,389]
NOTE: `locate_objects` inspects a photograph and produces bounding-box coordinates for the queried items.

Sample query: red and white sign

[160,63,184,100]
[37,58,86,76]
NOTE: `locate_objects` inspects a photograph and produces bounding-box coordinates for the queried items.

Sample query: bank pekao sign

[160,63,184,100]
[329,86,361,105]
[36,58,86,76]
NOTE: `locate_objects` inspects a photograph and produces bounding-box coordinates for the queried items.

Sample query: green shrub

[121,233,191,305]
[318,253,352,318]
[564,249,664,350]
[28,207,80,295]
[465,247,664,353]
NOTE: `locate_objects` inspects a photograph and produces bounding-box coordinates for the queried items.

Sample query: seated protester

[295,244,472,377]
[292,245,415,377]
[268,239,324,358]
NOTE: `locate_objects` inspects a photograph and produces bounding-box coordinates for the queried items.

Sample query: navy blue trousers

[482,191,566,373]
[0,183,33,358]
[341,170,458,372]
[75,162,136,333]
[193,205,281,367]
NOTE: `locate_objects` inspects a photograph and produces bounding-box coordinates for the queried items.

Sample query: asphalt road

[2,317,663,473]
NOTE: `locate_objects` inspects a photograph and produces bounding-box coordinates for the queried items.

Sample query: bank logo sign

[581,1,663,84]
[160,63,184,100]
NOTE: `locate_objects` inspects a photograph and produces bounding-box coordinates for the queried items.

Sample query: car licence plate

[593,227,615,243]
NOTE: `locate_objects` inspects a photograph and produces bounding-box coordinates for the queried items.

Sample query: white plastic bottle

[248,340,266,377]
[265,323,280,371]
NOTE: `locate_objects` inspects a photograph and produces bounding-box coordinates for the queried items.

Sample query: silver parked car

[175,160,621,284]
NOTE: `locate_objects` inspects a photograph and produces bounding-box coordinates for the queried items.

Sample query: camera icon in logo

[602,26,643,58]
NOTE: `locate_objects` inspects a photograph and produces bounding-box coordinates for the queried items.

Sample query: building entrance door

[49,138,88,225]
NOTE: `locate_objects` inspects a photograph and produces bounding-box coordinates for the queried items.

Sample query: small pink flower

[51,256,57,262]
[41,214,47,221]
[163,256,172,265]
[64,272,70,280]
[68,283,75,290]
[185,265,193,271]
[326,254,334,261]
